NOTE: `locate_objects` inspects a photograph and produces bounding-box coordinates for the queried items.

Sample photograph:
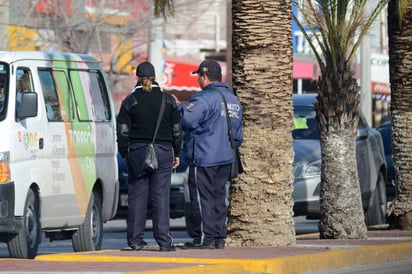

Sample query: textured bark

[227,0,295,246]
[387,0,412,230]
[316,68,368,239]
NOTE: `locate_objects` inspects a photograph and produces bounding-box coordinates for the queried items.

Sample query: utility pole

[148,5,164,87]
[360,35,372,126]
[226,0,232,90]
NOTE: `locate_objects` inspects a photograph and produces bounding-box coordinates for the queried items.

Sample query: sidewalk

[1,228,412,274]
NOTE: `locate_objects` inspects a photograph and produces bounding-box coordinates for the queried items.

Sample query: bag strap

[212,88,235,150]
[152,93,166,144]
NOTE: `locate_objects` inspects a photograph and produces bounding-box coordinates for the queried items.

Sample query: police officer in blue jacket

[173,60,243,249]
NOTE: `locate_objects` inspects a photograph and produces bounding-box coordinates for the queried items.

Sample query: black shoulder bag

[213,88,243,179]
[128,93,166,178]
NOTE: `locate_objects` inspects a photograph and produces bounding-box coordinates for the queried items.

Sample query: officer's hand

[173,157,180,168]
[171,94,181,104]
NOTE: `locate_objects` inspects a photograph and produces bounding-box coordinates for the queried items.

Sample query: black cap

[136,61,155,77]
[192,59,222,76]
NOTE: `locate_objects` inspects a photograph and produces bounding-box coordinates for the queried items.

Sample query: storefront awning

[163,56,226,91]
[293,61,317,79]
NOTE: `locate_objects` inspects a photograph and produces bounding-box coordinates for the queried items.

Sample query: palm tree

[152,0,174,17]
[387,0,412,230]
[152,0,295,246]
[293,0,388,239]
[227,0,296,246]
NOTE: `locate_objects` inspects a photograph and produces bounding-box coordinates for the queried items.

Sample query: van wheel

[7,189,41,259]
[72,191,103,252]
[365,171,387,226]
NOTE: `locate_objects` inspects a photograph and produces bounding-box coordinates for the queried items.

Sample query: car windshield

[293,106,319,140]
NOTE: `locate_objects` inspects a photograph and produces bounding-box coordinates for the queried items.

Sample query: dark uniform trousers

[126,143,174,248]
[188,164,231,245]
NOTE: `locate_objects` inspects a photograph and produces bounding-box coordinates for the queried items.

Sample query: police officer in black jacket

[117,61,182,252]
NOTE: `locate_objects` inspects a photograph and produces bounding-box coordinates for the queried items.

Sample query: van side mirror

[17,92,38,120]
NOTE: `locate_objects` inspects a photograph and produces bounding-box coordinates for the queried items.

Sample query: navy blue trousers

[187,164,231,245]
[126,143,174,248]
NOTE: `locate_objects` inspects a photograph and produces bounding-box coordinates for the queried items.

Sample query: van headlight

[0,152,10,183]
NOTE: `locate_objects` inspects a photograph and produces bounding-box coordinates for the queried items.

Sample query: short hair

[200,71,222,82]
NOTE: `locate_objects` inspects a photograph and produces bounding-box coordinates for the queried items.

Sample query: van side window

[16,68,34,105]
[70,70,111,122]
[95,72,111,121]
[38,70,63,122]
[53,70,73,121]
[15,68,36,121]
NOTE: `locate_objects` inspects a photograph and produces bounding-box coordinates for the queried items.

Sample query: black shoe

[215,239,225,249]
[183,242,201,248]
[159,246,176,252]
[127,241,147,251]
[130,244,145,251]
[184,242,215,249]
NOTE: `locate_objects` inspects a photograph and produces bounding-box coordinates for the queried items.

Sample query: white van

[0,51,119,259]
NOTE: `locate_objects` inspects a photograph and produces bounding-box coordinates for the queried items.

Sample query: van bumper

[0,182,21,234]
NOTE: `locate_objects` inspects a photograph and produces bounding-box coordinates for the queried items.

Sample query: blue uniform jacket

[178,82,243,167]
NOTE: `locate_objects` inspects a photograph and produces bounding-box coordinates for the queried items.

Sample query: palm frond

[348,0,389,64]
[396,0,409,28]
[153,0,174,18]
[292,1,327,72]
[293,0,389,76]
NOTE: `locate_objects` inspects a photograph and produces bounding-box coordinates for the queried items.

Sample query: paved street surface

[0,226,411,274]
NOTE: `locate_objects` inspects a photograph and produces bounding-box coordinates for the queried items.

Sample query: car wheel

[7,188,41,259]
[72,191,103,252]
[365,171,387,226]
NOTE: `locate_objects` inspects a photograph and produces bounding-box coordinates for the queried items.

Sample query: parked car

[114,150,187,219]
[376,120,396,200]
[292,94,388,226]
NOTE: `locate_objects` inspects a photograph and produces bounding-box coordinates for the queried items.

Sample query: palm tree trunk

[227,0,295,246]
[316,68,368,239]
[387,0,412,230]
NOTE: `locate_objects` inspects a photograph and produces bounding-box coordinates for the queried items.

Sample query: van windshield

[0,62,9,121]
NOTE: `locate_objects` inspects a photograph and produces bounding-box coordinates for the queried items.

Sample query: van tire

[72,191,103,252]
[7,189,41,259]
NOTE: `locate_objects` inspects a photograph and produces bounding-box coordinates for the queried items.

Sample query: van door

[69,69,117,220]
[12,67,46,216]
[37,68,82,228]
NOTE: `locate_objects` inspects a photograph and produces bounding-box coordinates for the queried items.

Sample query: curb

[272,241,412,273]
[35,241,412,274]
